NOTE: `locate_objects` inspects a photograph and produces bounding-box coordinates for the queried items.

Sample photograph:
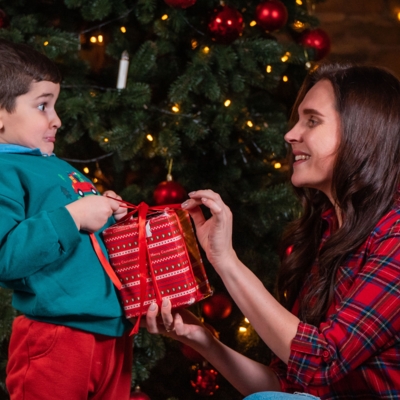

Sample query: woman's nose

[284,125,300,144]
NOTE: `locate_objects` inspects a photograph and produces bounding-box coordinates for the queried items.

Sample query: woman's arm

[145,301,282,396]
[182,190,300,364]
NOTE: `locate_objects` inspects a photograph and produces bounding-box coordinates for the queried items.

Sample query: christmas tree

[0,0,329,398]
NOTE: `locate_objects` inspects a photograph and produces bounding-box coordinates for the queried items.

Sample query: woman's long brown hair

[277,63,400,325]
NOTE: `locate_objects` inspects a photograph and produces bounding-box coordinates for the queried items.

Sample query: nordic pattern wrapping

[102,208,212,318]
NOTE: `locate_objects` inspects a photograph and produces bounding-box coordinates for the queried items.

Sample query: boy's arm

[0,194,81,282]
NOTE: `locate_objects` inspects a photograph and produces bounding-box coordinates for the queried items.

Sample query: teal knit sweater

[0,146,130,336]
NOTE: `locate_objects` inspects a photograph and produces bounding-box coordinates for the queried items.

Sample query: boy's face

[0,80,61,156]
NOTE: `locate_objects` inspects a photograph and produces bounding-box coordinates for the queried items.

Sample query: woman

[145,63,400,399]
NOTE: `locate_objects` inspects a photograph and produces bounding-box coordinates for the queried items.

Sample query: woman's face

[284,79,341,203]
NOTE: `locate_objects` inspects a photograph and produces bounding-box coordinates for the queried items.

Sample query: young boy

[0,39,133,399]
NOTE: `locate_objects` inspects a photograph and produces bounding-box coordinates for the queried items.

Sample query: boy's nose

[52,112,62,129]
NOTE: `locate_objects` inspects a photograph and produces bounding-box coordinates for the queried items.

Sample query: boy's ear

[0,109,5,130]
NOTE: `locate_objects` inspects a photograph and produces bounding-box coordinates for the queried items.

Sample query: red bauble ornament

[181,323,219,362]
[202,293,232,319]
[164,0,196,8]
[208,6,244,44]
[129,386,150,400]
[300,28,331,61]
[191,364,219,396]
[153,176,187,205]
[255,0,288,32]
[0,9,9,28]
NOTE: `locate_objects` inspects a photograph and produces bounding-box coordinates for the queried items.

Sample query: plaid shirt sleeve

[284,213,400,390]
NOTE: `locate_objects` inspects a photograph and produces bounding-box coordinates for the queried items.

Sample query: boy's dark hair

[0,39,62,112]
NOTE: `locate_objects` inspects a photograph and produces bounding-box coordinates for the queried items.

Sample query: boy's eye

[38,104,46,111]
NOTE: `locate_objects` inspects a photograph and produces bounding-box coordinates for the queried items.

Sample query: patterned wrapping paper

[102,208,212,319]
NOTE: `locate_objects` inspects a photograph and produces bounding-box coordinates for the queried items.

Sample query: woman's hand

[103,190,127,221]
[181,189,237,271]
[144,299,214,348]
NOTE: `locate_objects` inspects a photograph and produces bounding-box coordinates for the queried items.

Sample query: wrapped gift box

[102,207,212,319]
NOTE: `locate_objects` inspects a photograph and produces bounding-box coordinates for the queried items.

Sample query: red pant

[6,316,133,400]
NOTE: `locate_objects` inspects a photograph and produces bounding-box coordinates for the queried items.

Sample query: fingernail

[162,298,169,307]
[149,302,157,311]
[181,200,189,208]
[188,191,196,196]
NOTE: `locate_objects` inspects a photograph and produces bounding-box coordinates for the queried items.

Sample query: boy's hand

[103,190,127,221]
[65,195,121,232]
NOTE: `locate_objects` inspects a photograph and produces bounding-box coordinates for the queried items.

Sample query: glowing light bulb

[281,52,291,62]
[203,46,210,54]
[296,0,303,5]
[246,121,253,127]
[172,105,180,112]
[282,76,288,82]
[250,20,257,27]
[191,39,198,49]
[239,327,247,333]
[98,35,103,43]
[120,26,127,33]
[43,41,49,46]
[244,317,250,323]
[83,167,89,174]
[146,134,154,141]
[274,162,282,169]
[224,99,231,107]
[103,138,109,143]
[161,14,168,20]
[90,36,97,43]
[266,65,272,73]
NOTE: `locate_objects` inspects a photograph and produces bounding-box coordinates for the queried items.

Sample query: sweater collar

[0,144,54,156]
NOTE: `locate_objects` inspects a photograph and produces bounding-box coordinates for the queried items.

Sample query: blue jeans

[243,392,320,400]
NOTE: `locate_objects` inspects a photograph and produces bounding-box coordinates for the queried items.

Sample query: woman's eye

[38,104,45,111]
[307,117,317,127]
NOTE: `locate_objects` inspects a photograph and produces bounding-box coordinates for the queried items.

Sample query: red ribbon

[91,200,183,335]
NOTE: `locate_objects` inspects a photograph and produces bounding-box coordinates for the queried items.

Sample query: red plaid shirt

[270,200,400,399]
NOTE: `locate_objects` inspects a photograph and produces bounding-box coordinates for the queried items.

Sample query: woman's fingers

[145,302,161,333]
[161,299,175,332]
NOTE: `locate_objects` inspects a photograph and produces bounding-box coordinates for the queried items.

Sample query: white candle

[116,50,129,89]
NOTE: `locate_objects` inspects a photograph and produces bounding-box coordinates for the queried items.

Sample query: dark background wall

[315,0,400,77]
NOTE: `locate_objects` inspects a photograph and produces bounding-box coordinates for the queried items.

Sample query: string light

[244,317,250,323]
[250,20,257,27]
[397,12,400,21]
[171,105,180,112]
[43,41,49,46]
[103,138,109,143]
[161,14,168,20]
[146,134,154,141]
[90,36,97,43]
[266,65,272,73]
[202,46,210,54]
[296,0,303,4]
[224,99,231,107]
[239,327,247,333]
[98,35,103,43]
[281,52,291,62]
[246,121,253,127]
[120,26,126,33]
[292,20,305,30]
[274,162,282,169]
[83,167,90,174]
[191,39,198,49]
[282,75,289,82]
